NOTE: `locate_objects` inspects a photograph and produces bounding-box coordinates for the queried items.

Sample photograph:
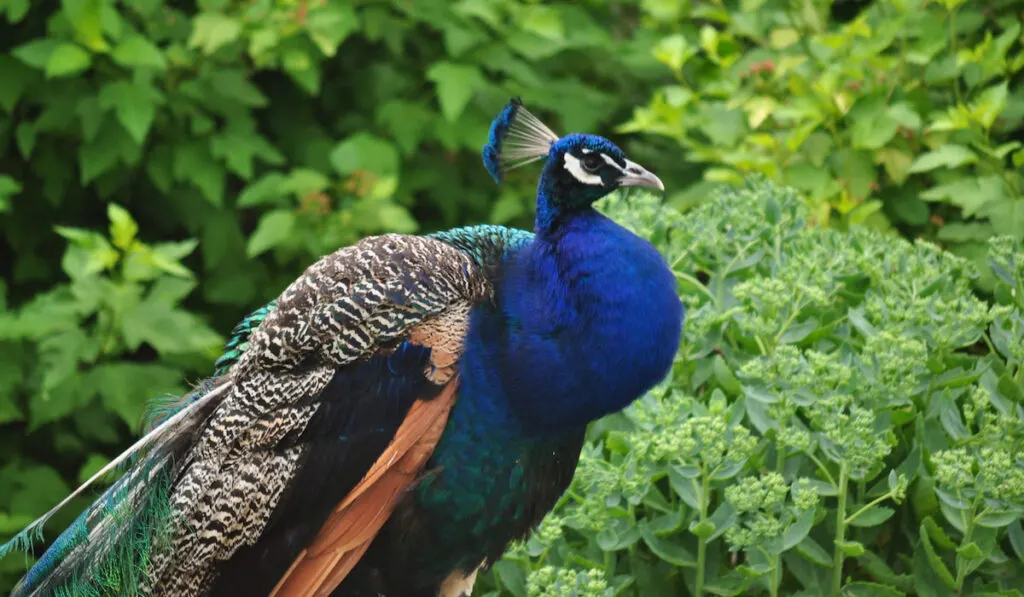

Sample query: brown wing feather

[270,378,460,597]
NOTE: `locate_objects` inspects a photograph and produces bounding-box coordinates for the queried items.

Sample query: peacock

[1,98,684,597]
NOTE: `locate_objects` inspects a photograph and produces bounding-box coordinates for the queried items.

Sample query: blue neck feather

[458,204,683,436]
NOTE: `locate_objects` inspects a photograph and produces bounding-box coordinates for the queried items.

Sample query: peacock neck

[457,204,683,438]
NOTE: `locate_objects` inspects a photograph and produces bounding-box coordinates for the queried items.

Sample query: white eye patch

[563,152,628,186]
[563,153,604,185]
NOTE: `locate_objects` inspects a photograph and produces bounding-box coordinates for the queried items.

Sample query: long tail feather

[1,379,231,596]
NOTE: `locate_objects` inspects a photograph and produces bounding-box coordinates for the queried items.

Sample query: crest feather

[482,97,560,183]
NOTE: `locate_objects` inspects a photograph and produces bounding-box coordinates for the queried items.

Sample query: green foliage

[475,180,1024,597]
[621,0,1024,261]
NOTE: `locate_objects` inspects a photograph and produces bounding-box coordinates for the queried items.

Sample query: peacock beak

[617,160,664,191]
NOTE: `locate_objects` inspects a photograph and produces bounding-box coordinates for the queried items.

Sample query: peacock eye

[581,153,604,173]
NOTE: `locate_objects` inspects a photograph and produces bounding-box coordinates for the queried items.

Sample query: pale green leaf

[44,43,92,78]
[909,145,978,173]
[189,12,242,55]
[107,203,138,250]
[246,209,296,257]
[426,61,485,122]
[111,35,167,70]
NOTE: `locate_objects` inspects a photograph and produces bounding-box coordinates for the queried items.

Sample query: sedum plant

[474,178,1024,597]
[622,0,1024,261]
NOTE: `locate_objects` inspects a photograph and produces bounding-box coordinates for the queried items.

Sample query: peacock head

[482,98,663,229]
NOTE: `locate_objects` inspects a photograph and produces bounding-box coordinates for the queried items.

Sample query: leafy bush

[621,0,1024,261]
[475,179,1024,597]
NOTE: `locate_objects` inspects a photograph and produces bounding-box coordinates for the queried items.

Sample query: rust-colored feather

[270,378,459,597]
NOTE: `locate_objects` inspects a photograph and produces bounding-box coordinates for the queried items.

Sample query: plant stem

[695,471,710,597]
[831,462,850,597]
[954,498,978,592]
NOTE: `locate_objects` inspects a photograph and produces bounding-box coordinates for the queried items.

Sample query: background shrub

[622,0,1024,267]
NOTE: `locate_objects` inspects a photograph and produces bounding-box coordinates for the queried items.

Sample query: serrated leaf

[173,141,224,205]
[98,80,163,145]
[237,172,288,207]
[246,209,296,258]
[87,363,182,429]
[919,523,957,589]
[45,43,92,78]
[426,61,485,122]
[107,203,138,250]
[306,3,359,57]
[12,38,59,69]
[909,145,978,173]
[111,35,166,70]
[189,12,242,54]
[329,133,399,177]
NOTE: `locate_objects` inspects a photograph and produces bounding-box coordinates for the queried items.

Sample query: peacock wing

[143,233,492,597]
[269,378,459,597]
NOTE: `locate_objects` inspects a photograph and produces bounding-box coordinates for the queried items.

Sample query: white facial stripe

[581,148,593,154]
[563,153,603,185]
[601,153,626,173]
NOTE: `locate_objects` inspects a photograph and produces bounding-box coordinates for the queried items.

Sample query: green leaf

[975,509,1023,528]
[0,55,37,113]
[909,145,978,173]
[189,12,242,54]
[784,508,816,550]
[843,581,906,597]
[919,524,957,589]
[689,519,716,539]
[107,203,138,250]
[973,82,1008,129]
[121,298,222,355]
[979,199,1024,237]
[173,141,225,206]
[0,0,30,23]
[426,61,486,122]
[45,43,92,78]
[98,80,164,145]
[654,34,697,73]
[77,454,110,484]
[848,506,895,527]
[956,542,983,560]
[88,363,182,429]
[1009,520,1024,563]
[246,209,296,258]
[111,35,167,70]
[306,3,359,57]
[329,133,400,177]
[0,174,22,213]
[849,96,899,150]
[837,540,865,556]
[796,536,833,566]
[520,5,564,41]
[641,525,696,567]
[12,38,59,69]
[237,172,288,207]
